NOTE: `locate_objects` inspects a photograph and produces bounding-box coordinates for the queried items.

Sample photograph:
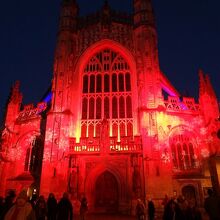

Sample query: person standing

[80,196,88,220]
[47,193,57,220]
[188,202,202,220]
[163,199,184,220]
[136,199,146,220]
[0,190,16,219]
[35,195,47,220]
[56,192,73,220]
[204,188,220,220]
[148,199,155,220]
[0,196,4,217]
[4,189,36,220]
[162,194,169,210]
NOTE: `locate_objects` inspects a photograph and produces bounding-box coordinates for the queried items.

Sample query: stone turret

[52,0,79,112]
[59,0,79,32]
[133,0,162,108]
[199,69,219,122]
[133,0,155,28]
[5,81,22,128]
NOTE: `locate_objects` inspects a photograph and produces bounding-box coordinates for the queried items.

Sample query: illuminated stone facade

[0,0,219,214]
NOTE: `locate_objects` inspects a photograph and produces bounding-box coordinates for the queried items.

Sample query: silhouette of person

[204,188,220,220]
[47,193,57,220]
[56,192,73,220]
[35,195,47,220]
[148,199,155,220]
[0,190,16,219]
[4,189,36,220]
[80,196,88,220]
[136,199,146,220]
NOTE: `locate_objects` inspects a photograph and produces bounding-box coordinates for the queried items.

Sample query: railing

[69,136,142,154]
[70,137,100,153]
[16,102,47,122]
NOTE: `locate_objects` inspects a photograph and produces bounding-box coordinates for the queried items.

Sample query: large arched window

[170,133,199,171]
[24,136,42,172]
[81,49,133,139]
[24,147,31,171]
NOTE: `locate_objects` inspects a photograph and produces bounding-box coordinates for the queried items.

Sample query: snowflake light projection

[6,132,38,161]
[201,148,210,158]
[161,148,171,163]
[7,146,22,161]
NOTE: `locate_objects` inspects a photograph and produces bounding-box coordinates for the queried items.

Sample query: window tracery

[170,134,199,171]
[81,49,133,139]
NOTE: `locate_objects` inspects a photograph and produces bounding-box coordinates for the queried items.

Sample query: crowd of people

[136,188,220,220]
[1,188,220,220]
[0,190,88,220]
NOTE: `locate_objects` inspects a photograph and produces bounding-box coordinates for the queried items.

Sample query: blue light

[43,92,52,103]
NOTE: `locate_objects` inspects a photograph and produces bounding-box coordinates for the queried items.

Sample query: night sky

[0,0,219,122]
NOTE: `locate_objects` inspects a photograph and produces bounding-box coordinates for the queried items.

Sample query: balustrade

[69,136,142,154]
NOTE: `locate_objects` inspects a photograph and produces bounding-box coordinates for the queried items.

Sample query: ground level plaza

[73,212,209,220]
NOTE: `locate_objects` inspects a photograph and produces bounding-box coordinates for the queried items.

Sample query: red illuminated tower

[0,0,219,214]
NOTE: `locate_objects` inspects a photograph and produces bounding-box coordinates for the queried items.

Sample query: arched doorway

[182,185,197,206]
[95,171,119,213]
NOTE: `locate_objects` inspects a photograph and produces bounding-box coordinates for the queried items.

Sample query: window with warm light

[170,134,199,171]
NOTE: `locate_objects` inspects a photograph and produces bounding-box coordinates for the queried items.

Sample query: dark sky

[0,0,219,121]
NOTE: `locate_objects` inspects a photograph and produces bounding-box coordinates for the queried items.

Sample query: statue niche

[100,118,109,153]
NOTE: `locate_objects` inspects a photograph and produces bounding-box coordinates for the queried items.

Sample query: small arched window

[170,133,199,171]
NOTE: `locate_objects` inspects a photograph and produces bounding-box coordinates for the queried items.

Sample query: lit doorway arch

[95,171,119,213]
[182,185,197,206]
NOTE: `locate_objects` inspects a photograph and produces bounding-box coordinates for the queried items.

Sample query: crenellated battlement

[164,96,200,113]
[78,10,132,30]
[16,102,47,123]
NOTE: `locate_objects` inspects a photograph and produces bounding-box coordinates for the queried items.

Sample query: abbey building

[0,0,219,213]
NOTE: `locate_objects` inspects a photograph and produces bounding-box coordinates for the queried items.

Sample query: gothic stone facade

[0,0,220,214]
